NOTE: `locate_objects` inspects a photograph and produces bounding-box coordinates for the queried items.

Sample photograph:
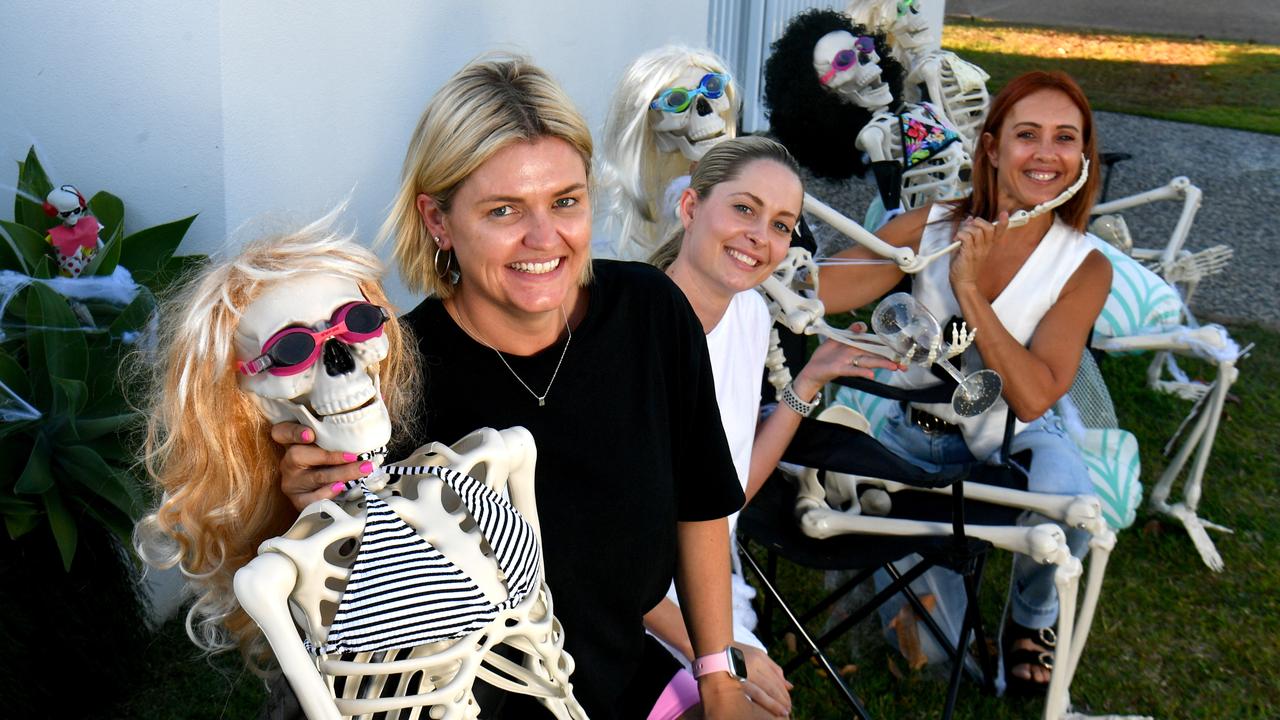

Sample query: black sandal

[1002,620,1056,696]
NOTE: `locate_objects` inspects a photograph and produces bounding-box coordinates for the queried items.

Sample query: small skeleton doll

[847,0,990,153]
[598,45,740,261]
[43,184,103,277]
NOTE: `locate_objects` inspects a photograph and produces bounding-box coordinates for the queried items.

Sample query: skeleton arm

[803,193,959,273]
[1091,176,1201,267]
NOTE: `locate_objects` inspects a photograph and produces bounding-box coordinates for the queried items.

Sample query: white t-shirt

[661,290,774,656]
[705,290,774,535]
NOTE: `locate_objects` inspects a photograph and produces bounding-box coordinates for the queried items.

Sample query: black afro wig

[764,8,905,179]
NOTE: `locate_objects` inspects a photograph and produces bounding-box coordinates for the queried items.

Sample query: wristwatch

[692,646,748,682]
[781,381,819,418]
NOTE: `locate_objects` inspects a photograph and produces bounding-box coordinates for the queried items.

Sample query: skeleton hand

[897,240,962,274]
[941,321,977,359]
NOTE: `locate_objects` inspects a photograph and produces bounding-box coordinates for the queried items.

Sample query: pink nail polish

[301,428,314,443]
[359,461,374,474]
[342,452,358,462]
[330,482,346,495]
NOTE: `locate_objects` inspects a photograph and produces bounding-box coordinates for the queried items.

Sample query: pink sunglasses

[237,301,390,377]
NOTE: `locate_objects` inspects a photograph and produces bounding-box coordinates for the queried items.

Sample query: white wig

[846,0,899,33]
[596,45,740,261]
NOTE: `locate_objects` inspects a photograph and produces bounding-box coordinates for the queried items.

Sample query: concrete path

[797,110,1280,328]
[945,0,1280,45]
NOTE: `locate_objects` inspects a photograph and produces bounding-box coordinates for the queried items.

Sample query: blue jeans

[878,405,1094,629]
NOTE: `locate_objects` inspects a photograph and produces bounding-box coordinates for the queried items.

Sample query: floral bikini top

[900,102,962,169]
[308,463,542,656]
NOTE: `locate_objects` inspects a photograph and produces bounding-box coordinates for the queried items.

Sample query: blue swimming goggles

[650,72,731,113]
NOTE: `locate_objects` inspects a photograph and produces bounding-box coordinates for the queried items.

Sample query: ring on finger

[852,356,861,368]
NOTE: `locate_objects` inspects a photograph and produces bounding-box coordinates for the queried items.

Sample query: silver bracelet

[781,382,819,418]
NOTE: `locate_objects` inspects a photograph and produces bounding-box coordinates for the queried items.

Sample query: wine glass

[871,293,1003,417]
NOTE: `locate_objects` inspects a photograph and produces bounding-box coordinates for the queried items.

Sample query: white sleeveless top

[890,204,1095,458]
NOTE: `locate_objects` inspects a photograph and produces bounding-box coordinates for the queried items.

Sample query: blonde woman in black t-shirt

[271,55,772,720]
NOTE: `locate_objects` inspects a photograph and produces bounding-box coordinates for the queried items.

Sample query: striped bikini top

[308,463,542,656]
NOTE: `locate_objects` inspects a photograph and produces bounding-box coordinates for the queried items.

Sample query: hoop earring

[433,241,456,284]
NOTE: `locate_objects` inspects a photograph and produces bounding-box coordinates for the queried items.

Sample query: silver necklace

[454,302,572,407]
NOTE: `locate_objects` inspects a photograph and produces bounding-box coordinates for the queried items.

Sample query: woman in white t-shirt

[644,136,902,717]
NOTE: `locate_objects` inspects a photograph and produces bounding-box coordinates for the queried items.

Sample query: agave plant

[0,147,202,571]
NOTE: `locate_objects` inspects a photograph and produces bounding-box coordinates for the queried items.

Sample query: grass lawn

[943,18,1280,135]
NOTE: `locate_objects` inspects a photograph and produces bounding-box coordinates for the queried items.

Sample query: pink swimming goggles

[818,35,877,85]
[237,301,390,377]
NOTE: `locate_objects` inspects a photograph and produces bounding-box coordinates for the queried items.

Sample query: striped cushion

[1074,427,1142,530]
[1090,235,1184,339]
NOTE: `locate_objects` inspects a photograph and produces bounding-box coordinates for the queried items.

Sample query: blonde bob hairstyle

[381,53,595,300]
[598,45,740,260]
[133,211,419,667]
[648,135,802,270]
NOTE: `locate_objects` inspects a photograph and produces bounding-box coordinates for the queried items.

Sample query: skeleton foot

[1168,504,1225,572]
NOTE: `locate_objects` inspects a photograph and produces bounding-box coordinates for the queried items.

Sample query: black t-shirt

[398,260,743,718]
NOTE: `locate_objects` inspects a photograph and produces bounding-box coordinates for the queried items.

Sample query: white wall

[2,0,708,306]
[1,3,227,245]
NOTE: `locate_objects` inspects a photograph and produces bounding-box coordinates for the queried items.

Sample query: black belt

[906,404,962,435]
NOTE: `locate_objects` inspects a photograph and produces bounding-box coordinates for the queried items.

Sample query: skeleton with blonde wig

[597,45,741,261]
[133,213,419,665]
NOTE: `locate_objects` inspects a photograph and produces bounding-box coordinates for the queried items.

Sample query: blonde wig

[597,45,741,261]
[381,53,595,300]
[133,211,420,668]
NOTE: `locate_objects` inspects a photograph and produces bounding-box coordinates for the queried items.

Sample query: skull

[813,30,893,111]
[888,0,940,53]
[235,273,392,455]
[649,66,734,161]
[46,185,87,226]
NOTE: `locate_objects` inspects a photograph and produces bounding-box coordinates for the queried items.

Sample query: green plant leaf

[25,282,89,386]
[75,413,138,441]
[0,228,25,272]
[57,445,142,518]
[0,492,39,514]
[0,219,52,274]
[87,434,132,463]
[83,230,122,277]
[0,347,33,406]
[118,215,197,283]
[31,255,53,279]
[51,377,88,423]
[107,287,156,337]
[15,148,57,234]
[88,191,125,246]
[147,253,208,297]
[0,419,37,441]
[41,485,78,571]
[5,512,40,540]
[15,433,53,494]
[72,494,134,548]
